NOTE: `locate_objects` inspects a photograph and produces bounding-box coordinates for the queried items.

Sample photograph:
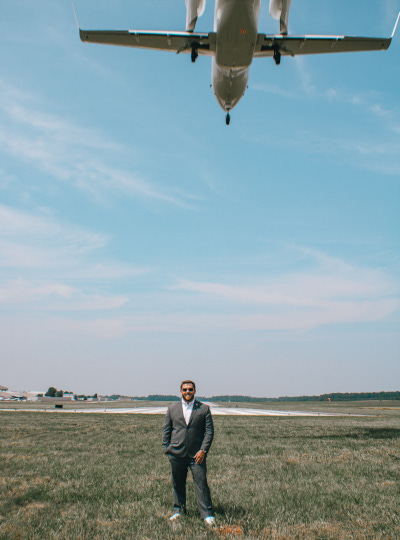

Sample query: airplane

[77,0,400,125]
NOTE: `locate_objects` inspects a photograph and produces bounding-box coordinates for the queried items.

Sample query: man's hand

[194,450,206,464]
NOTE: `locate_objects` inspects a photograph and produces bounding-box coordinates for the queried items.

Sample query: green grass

[1,405,399,539]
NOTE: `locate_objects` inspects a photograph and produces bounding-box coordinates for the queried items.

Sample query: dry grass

[1,405,399,539]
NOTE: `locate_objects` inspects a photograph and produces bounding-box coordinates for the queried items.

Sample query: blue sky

[1,0,399,397]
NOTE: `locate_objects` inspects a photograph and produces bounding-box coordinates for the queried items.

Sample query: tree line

[43,388,400,402]
[136,391,400,402]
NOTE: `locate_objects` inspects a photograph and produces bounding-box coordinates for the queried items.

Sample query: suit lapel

[176,401,185,424]
[187,400,200,426]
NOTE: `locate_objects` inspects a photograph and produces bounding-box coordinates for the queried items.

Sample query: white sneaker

[169,512,181,522]
[204,516,216,527]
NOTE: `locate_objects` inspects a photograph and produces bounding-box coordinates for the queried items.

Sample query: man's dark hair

[181,380,196,390]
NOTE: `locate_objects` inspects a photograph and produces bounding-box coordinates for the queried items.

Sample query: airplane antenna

[72,3,79,31]
[391,12,400,39]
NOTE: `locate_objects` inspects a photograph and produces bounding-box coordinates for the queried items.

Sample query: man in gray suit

[162,380,215,526]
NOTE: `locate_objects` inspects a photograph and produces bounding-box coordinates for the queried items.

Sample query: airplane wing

[255,13,399,59]
[254,34,392,58]
[79,29,216,57]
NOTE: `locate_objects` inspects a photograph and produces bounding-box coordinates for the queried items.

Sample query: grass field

[1,403,399,539]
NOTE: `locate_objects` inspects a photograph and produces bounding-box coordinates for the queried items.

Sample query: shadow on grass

[11,488,49,508]
[363,428,400,439]
[302,428,400,440]
[213,502,247,519]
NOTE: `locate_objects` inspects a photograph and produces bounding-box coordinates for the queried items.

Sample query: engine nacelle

[269,0,292,34]
[185,0,206,32]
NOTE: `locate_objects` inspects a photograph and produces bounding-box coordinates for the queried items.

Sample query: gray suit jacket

[162,400,214,459]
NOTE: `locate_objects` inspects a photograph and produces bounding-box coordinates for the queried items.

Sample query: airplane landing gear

[273,47,281,65]
[191,46,198,63]
[226,113,231,125]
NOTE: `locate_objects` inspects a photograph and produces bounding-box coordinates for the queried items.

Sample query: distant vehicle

[77,0,399,124]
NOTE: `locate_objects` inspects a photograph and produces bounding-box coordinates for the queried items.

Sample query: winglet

[391,12,400,39]
[72,3,79,31]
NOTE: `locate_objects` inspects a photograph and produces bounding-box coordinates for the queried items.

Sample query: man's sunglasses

[182,388,194,392]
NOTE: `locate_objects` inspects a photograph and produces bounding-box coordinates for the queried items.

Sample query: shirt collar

[181,397,194,406]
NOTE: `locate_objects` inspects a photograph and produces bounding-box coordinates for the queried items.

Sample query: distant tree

[147,395,180,401]
[45,387,57,397]
[55,390,64,398]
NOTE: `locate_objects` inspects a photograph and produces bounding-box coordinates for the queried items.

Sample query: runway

[0,403,369,417]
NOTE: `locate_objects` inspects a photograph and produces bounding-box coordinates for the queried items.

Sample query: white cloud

[0,281,75,303]
[168,249,400,331]
[0,204,147,313]
[0,280,127,311]
[0,203,111,273]
[0,204,106,246]
[251,55,400,176]
[23,247,396,336]
[1,201,398,331]
[0,80,196,207]
[284,127,400,176]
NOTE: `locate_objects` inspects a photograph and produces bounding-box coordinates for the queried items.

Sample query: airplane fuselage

[212,0,261,112]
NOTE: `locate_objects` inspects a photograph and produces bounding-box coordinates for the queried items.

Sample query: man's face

[180,383,195,403]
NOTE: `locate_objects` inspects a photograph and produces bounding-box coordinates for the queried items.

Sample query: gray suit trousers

[168,455,213,519]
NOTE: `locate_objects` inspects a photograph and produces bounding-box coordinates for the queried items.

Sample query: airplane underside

[212,0,260,122]
[212,62,249,117]
[77,0,399,124]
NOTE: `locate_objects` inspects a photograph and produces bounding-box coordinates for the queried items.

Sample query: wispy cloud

[29,247,397,337]
[167,248,400,331]
[0,280,127,311]
[0,204,147,311]
[291,129,400,176]
[1,204,398,337]
[251,55,400,176]
[0,80,196,207]
[0,203,106,246]
[253,55,397,118]
[0,203,109,271]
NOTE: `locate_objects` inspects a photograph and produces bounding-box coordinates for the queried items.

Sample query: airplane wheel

[226,113,230,125]
[191,48,198,63]
[273,50,281,65]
